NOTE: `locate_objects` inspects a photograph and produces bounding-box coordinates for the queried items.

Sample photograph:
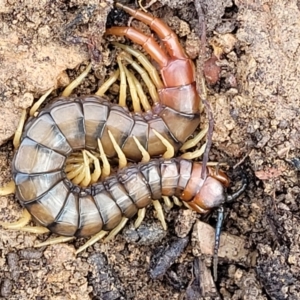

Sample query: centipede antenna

[134,208,146,228]
[213,206,224,282]
[117,56,127,107]
[95,69,120,96]
[226,174,248,203]
[62,63,92,97]
[0,180,16,195]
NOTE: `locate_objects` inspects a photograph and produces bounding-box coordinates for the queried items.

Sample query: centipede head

[186,167,230,214]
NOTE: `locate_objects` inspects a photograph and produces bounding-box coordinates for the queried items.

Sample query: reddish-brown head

[180,164,230,214]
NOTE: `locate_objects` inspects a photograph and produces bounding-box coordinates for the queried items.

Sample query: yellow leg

[162,196,173,209]
[35,236,75,248]
[85,150,101,184]
[108,130,127,169]
[112,42,164,91]
[79,150,91,187]
[0,180,16,195]
[95,69,120,96]
[181,142,206,160]
[152,129,174,159]
[0,207,49,234]
[61,63,92,97]
[13,109,27,149]
[120,50,158,105]
[65,163,82,173]
[66,164,84,181]
[172,196,182,207]
[152,200,167,230]
[134,208,146,229]
[97,139,110,179]
[180,125,209,150]
[103,217,129,242]
[132,73,151,112]
[133,136,150,163]
[75,230,108,255]
[0,209,31,229]
[123,64,142,113]
[72,164,86,185]
[30,88,54,116]
[117,56,127,107]
[16,226,50,234]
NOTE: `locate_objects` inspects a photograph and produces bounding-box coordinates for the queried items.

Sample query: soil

[1,0,300,299]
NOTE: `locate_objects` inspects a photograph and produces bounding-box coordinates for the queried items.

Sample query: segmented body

[10,3,232,238]
[14,106,229,237]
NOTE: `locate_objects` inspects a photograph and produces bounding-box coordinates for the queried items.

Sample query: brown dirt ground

[1,0,300,299]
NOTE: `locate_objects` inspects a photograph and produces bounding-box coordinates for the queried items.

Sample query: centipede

[0,2,246,271]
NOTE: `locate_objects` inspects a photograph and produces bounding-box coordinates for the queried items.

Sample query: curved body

[11,4,227,237]
[13,122,229,237]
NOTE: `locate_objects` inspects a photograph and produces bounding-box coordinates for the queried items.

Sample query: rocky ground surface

[1,0,300,299]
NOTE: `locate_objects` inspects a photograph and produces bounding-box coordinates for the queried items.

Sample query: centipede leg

[181,142,207,160]
[117,55,127,107]
[180,125,208,151]
[35,236,75,248]
[152,200,167,230]
[162,196,173,209]
[95,69,120,97]
[13,109,27,149]
[98,138,110,179]
[112,42,163,92]
[133,136,150,163]
[30,88,54,116]
[172,196,183,207]
[108,130,127,169]
[0,209,49,234]
[103,217,129,242]
[134,207,146,229]
[0,180,15,195]
[123,64,142,113]
[0,209,31,229]
[152,129,175,159]
[61,63,92,97]
[75,230,108,255]
[85,150,101,184]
